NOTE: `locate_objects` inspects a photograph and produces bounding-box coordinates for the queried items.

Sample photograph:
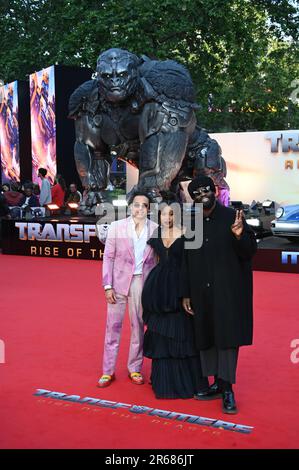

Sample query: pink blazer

[102,216,158,296]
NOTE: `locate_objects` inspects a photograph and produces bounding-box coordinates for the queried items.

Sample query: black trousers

[200,346,239,384]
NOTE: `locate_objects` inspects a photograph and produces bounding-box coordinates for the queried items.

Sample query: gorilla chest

[99,109,140,146]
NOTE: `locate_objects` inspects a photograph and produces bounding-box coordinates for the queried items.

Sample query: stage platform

[1,216,299,272]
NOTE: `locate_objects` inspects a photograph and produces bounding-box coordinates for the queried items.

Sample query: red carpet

[0,254,298,449]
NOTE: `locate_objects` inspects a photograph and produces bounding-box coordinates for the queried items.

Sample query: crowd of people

[0,167,83,216]
[98,176,257,415]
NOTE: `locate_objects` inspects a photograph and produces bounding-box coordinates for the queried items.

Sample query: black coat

[180,202,257,350]
[0,193,10,217]
[19,195,40,207]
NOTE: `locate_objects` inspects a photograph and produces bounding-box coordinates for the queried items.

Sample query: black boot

[209,375,221,394]
[194,377,222,401]
[221,381,238,414]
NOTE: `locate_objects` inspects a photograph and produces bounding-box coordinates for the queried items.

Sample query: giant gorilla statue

[68,48,228,202]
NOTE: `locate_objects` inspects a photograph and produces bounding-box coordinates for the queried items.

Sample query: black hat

[187,176,216,200]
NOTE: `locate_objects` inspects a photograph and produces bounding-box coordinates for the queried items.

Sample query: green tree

[0,0,298,131]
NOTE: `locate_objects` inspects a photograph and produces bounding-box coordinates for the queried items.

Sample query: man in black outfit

[19,184,40,208]
[181,176,257,414]
[0,192,11,245]
[0,192,10,217]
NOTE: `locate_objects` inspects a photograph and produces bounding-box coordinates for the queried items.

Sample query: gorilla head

[96,48,140,103]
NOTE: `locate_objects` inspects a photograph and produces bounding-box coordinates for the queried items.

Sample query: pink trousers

[102,275,144,375]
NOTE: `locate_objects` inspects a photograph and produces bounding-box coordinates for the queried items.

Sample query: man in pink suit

[98,191,158,387]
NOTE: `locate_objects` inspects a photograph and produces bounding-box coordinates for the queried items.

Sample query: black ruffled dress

[142,228,204,399]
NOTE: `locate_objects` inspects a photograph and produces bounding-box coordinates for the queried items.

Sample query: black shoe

[209,380,221,394]
[222,390,238,414]
[194,382,222,401]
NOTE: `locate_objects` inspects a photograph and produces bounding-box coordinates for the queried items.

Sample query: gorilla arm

[70,80,111,189]
[73,121,110,190]
[138,102,196,195]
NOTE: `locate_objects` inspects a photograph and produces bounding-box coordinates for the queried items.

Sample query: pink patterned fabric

[101,216,158,375]
[102,217,158,296]
[217,188,230,207]
[102,275,144,374]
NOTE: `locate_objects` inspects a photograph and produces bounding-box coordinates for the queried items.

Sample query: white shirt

[130,217,148,275]
[104,217,149,290]
[22,196,31,208]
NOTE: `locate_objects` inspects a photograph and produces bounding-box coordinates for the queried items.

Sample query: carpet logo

[0,339,5,363]
[34,388,254,434]
[290,339,299,364]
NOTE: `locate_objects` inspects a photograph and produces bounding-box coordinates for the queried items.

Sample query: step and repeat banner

[0,81,20,183]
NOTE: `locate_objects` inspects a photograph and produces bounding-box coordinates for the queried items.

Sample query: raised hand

[231,210,244,239]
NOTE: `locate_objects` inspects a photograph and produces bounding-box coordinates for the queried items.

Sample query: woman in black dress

[142,196,204,398]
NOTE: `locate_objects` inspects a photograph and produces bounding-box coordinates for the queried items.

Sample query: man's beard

[196,193,216,209]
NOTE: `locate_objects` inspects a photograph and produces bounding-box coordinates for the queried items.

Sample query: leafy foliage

[0,0,298,130]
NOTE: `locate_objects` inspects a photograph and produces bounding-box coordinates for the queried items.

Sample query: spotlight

[46,203,60,216]
[68,203,79,210]
[262,199,275,215]
[67,202,79,215]
[262,199,274,208]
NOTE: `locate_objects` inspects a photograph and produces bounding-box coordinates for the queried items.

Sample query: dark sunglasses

[193,185,211,195]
